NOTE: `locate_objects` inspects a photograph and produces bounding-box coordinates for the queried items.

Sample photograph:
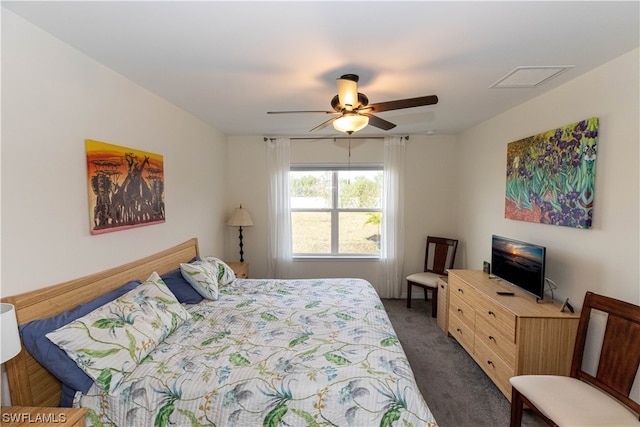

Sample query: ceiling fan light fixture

[333,113,369,134]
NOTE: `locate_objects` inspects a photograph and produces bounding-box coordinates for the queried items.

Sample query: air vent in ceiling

[490,65,574,88]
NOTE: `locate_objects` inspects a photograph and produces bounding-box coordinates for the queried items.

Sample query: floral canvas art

[505,117,598,229]
[86,139,165,234]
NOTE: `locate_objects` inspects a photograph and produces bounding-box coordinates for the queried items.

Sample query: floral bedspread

[77,278,438,427]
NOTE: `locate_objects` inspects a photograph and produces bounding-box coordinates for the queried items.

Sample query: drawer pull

[489,335,496,342]
[440,284,445,289]
[457,288,464,293]
[456,328,462,334]
[457,308,463,313]
[488,310,495,316]
[487,360,494,366]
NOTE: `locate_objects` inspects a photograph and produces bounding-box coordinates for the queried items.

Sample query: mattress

[76,277,438,427]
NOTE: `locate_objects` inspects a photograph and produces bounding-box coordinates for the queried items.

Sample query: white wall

[224,136,267,268]
[1,9,228,296]
[225,134,459,295]
[3,7,637,311]
[456,48,640,307]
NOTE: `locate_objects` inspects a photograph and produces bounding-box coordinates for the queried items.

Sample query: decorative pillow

[19,280,141,407]
[161,265,204,304]
[46,272,190,394]
[180,261,220,300]
[202,256,236,286]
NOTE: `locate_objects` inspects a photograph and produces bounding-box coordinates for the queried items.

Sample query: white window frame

[290,164,383,259]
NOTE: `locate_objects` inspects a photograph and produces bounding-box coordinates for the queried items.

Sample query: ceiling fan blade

[267,110,337,114]
[367,95,438,113]
[363,113,396,131]
[310,116,339,132]
[336,76,359,110]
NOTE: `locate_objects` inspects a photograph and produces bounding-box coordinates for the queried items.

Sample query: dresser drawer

[475,295,516,341]
[449,293,475,329]
[449,313,475,353]
[475,315,517,367]
[449,276,477,305]
[474,338,514,399]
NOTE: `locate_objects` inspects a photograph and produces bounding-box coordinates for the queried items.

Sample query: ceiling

[3,1,639,137]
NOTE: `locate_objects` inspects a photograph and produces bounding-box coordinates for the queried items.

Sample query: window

[290,165,383,257]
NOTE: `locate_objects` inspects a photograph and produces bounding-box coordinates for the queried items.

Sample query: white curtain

[267,138,293,279]
[379,136,405,298]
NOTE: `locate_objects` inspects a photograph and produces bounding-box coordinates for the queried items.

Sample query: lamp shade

[1,303,21,364]
[333,113,369,134]
[227,205,254,227]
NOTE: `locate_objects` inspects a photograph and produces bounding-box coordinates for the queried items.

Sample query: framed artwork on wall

[504,117,598,229]
[86,139,165,235]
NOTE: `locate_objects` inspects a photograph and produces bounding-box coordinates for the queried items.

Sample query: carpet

[382,298,547,427]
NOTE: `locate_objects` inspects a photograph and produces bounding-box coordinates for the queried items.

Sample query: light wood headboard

[1,238,199,407]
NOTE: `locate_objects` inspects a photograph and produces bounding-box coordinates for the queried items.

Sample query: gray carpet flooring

[382,298,547,427]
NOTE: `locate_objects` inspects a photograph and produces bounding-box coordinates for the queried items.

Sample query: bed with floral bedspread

[74,277,438,427]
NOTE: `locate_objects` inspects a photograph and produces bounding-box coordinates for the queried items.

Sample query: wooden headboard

[0,238,200,407]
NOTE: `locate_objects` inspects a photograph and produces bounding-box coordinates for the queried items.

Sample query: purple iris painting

[505,117,598,229]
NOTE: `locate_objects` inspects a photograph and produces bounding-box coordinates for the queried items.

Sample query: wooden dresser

[436,276,449,333]
[447,270,580,401]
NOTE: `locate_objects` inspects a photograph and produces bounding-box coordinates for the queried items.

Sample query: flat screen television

[491,235,546,300]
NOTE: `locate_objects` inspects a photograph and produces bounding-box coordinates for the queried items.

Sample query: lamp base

[237,226,245,263]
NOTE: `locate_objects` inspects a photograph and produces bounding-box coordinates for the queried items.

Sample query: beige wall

[1,10,227,296]
[2,5,638,403]
[225,135,459,294]
[456,48,640,307]
[225,50,640,306]
[3,8,638,311]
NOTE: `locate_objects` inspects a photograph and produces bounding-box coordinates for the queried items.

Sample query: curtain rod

[263,136,409,142]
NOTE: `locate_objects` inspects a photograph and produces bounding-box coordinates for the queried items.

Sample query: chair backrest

[424,236,458,275]
[571,291,640,417]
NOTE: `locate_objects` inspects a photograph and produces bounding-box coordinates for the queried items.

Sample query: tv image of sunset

[493,240,544,273]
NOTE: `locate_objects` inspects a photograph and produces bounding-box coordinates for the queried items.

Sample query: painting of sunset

[86,139,165,235]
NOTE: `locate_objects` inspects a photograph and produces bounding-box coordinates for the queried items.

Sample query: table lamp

[1,303,21,364]
[1,302,22,405]
[227,205,253,262]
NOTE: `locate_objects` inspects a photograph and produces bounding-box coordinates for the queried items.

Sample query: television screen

[491,235,546,299]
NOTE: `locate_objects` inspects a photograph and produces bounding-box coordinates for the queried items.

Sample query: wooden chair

[406,236,458,317]
[510,291,640,427]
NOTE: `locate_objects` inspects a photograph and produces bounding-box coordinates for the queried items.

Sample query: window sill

[293,256,380,262]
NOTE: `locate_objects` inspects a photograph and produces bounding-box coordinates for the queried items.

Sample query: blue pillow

[161,266,204,304]
[160,256,203,304]
[19,280,141,407]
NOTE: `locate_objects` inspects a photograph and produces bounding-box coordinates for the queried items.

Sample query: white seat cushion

[406,272,441,288]
[510,375,640,427]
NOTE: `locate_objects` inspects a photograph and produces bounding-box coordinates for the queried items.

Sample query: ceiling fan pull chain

[348,138,352,183]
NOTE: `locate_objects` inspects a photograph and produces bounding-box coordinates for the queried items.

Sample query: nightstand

[227,261,249,278]
[1,406,88,426]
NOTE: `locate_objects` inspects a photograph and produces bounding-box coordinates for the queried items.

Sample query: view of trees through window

[290,168,383,255]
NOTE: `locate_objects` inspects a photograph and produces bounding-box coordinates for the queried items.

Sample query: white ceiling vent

[490,65,575,88]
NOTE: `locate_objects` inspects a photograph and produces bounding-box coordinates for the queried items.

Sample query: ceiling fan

[267,74,438,134]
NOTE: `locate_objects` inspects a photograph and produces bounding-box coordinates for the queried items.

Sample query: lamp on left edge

[1,303,22,364]
[1,302,22,406]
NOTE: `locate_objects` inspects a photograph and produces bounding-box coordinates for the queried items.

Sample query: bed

[3,238,438,427]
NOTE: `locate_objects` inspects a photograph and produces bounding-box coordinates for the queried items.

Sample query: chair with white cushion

[406,236,458,317]
[510,291,640,427]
